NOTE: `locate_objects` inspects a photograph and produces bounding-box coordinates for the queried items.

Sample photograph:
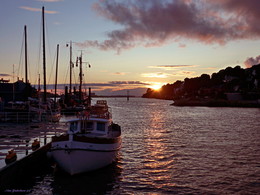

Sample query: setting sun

[150,84,162,90]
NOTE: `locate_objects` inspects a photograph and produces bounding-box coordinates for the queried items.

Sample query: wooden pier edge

[0,143,52,191]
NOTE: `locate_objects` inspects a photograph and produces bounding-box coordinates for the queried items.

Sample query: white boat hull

[50,101,122,175]
[51,138,121,175]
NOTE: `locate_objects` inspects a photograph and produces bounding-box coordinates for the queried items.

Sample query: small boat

[31,139,40,151]
[50,100,121,175]
[5,149,17,164]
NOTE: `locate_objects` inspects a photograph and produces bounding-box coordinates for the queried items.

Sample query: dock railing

[0,111,43,123]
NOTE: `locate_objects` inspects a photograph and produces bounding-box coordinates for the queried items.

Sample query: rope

[17,30,25,81]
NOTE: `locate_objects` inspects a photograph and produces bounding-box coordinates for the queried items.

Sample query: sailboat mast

[42,6,47,103]
[24,25,28,84]
[54,44,59,107]
[13,64,15,102]
[38,74,41,92]
[79,51,83,101]
[69,41,72,94]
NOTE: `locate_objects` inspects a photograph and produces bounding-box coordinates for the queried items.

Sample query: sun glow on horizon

[150,84,162,91]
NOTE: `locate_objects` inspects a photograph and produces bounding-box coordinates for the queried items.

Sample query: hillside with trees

[142,64,260,107]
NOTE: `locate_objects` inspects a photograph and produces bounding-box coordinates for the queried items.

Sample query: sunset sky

[0,0,260,95]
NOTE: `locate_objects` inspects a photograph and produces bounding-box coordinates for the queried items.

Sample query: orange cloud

[19,6,58,14]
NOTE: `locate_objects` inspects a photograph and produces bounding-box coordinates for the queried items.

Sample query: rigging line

[27,50,31,84]
[73,68,78,88]
[25,30,31,84]
[81,64,86,91]
[72,66,79,88]
[45,21,54,84]
[18,29,25,81]
[34,19,42,85]
[83,70,87,91]
[64,63,70,88]
[47,48,57,85]
[63,54,70,86]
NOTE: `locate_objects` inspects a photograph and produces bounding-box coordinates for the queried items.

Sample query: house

[0,79,37,105]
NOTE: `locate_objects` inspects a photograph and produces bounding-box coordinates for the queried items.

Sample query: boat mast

[42,6,47,103]
[38,74,41,92]
[24,25,29,100]
[12,64,15,102]
[24,25,28,84]
[54,44,59,107]
[69,41,72,94]
[79,51,83,102]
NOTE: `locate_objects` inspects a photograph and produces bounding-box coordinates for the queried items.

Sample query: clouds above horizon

[20,6,58,14]
[44,80,149,89]
[141,72,173,78]
[0,73,11,77]
[112,72,127,76]
[244,55,260,68]
[150,65,197,70]
[77,0,260,53]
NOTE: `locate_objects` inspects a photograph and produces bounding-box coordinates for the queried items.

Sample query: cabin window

[97,122,105,131]
[86,122,93,130]
[80,121,93,133]
[70,122,78,132]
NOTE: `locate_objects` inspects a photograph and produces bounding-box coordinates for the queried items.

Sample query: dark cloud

[45,81,148,89]
[244,55,260,68]
[0,73,11,77]
[77,0,260,53]
[108,81,149,85]
[43,82,148,96]
[209,0,260,37]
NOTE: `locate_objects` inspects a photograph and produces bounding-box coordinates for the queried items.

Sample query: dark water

[1,98,260,194]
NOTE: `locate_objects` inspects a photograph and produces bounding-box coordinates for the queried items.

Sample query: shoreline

[171,99,260,108]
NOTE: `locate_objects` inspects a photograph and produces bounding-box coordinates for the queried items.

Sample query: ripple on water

[1,98,259,194]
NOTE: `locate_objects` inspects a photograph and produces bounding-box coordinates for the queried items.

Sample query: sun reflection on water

[140,108,176,190]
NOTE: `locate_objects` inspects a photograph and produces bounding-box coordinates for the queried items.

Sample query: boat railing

[90,111,112,119]
[0,111,55,123]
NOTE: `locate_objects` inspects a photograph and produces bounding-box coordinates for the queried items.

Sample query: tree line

[142,64,260,101]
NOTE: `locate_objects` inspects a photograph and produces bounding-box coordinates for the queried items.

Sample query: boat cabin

[67,118,111,135]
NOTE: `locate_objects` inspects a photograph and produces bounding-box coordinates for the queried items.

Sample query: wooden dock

[0,143,51,191]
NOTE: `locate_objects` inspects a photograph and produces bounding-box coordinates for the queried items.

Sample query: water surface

[0,98,259,194]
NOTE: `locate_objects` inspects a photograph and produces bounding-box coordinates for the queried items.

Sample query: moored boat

[5,149,17,164]
[50,100,121,175]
